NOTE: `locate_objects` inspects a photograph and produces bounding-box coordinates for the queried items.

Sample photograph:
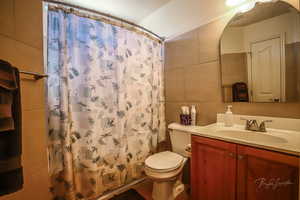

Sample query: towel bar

[19,70,48,80]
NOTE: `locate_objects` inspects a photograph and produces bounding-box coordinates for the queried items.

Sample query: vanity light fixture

[226,0,247,7]
[226,0,272,7]
[238,1,256,12]
[257,0,273,2]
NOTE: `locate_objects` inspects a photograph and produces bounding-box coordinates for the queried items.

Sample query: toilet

[144,129,191,200]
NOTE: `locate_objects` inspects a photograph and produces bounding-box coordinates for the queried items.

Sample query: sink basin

[216,130,288,144]
[169,118,300,156]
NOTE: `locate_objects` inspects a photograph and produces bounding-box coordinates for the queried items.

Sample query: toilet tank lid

[145,151,184,170]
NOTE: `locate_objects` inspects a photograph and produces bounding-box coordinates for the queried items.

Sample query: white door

[251,38,281,102]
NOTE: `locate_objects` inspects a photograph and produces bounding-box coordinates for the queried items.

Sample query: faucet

[241,118,273,132]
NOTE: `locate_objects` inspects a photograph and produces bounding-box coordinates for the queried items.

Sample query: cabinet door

[191,136,237,200]
[237,145,299,200]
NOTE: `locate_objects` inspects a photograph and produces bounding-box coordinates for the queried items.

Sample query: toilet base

[144,156,188,200]
[152,179,184,200]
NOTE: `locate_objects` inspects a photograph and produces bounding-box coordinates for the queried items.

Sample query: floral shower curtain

[47,8,165,200]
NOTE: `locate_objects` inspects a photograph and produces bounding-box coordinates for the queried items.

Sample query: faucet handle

[240,117,254,130]
[259,120,273,132]
[249,120,259,131]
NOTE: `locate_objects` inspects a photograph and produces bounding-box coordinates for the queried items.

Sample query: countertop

[168,123,300,157]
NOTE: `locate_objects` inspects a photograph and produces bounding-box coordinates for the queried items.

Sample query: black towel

[0,62,17,132]
[0,60,23,196]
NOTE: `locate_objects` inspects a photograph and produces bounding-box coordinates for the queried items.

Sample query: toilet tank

[169,129,191,157]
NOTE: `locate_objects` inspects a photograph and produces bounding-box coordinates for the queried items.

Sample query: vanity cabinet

[237,145,299,200]
[191,136,237,200]
[191,135,299,200]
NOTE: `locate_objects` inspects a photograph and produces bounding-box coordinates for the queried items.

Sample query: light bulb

[226,0,247,7]
[238,2,256,12]
[257,0,272,2]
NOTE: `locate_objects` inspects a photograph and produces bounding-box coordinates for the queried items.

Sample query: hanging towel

[0,60,23,196]
[0,60,18,132]
[0,89,15,132]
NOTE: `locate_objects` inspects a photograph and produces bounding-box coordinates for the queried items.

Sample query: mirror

[220,1,300,103]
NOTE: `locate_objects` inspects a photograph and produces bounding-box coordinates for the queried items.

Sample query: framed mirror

[220,1,300,103]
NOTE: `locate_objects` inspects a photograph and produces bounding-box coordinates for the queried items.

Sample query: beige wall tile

[0,0,15,37]
[171,29,199,46]
[165,102,185,124]
[21,169,52,200]
[0,35,17,64]
[165,68,185,101]
[15,0,43,49]
[194,102,224,125]
[229,102,300,119]
[22,109,48,172]
[0,35,43,73]
[285,43,298,102]
[20,79,46,111]
[184,61,222,102]
[221,53,248,86]
[295,43,300,101]
[165,101,224,126]
[165,29,199,69]
[14,40,44,73]
[197,16,230,64]
[165,101,300,126]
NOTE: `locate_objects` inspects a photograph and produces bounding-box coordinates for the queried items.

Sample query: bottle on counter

[224,105,234,127]
[191,105,197,126]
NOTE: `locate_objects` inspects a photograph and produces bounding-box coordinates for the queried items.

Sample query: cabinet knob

[228,152,235,157]
[238,155,244,160]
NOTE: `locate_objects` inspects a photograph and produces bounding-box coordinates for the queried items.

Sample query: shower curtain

[47,8,165,200]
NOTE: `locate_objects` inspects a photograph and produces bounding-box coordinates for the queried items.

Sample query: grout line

[0,33,42,51]
[22,107,46,112]
[164,59,220,72]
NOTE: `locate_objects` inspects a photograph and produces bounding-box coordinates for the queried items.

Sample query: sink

[216,129,288,144]
[169,117,300,156]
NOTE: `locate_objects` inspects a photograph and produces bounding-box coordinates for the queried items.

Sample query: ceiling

[59,0,173,23]
[57,0,257,39]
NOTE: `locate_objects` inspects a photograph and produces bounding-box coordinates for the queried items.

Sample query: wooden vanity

[168,114,300,200]
[191,135,299,200]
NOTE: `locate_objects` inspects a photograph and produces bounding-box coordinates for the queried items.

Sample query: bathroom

[0,0,299,199]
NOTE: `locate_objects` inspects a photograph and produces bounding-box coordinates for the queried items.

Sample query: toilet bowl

[144,151,187,200]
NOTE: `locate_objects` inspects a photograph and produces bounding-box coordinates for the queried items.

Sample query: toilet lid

[145,151,184,171]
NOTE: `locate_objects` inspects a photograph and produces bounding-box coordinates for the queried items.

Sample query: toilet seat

[145,151,184,172]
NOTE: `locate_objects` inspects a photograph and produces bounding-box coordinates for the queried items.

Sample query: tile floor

[133,179,190,200]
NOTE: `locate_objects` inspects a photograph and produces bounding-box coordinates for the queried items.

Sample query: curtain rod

[43,0,165,42]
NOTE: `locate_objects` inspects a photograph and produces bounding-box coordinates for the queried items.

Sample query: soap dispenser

[224,105,234,127]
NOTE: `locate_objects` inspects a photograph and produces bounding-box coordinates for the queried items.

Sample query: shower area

[45,2,165,200]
